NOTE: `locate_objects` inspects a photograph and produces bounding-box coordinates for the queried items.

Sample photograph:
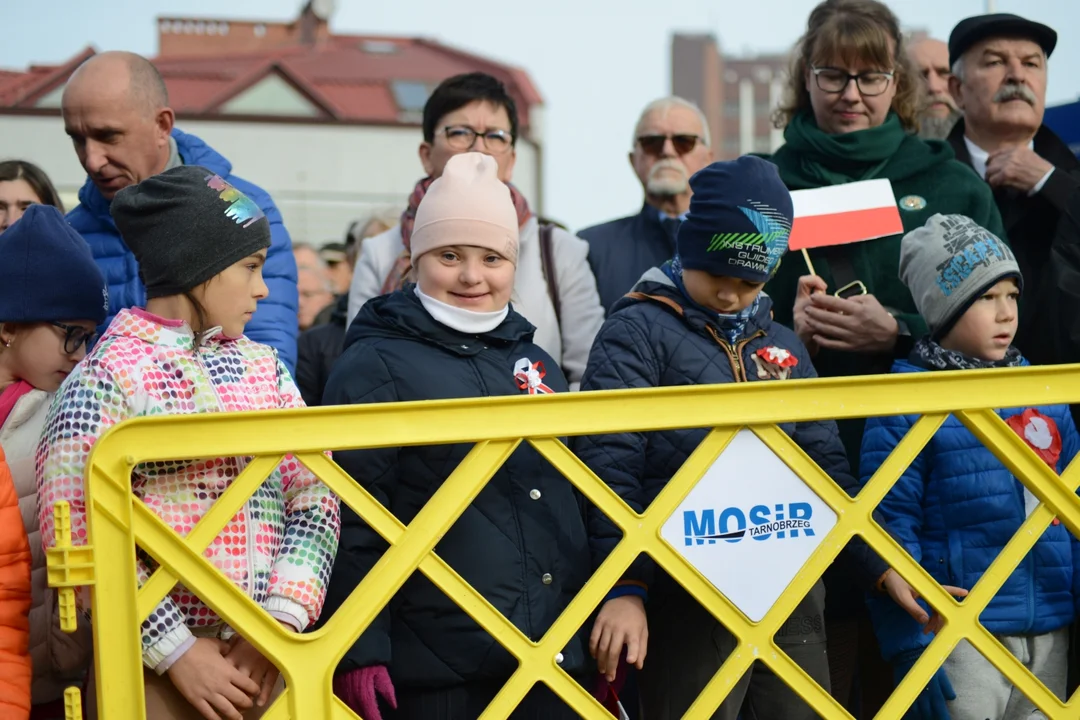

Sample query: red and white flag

[788,179,903,251]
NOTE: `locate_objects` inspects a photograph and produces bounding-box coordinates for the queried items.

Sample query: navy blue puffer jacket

[573,269,888,596]
[319,288,591,689]
[862,358,1080,661]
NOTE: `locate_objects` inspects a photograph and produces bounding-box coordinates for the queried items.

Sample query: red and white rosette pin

[1006,409,1062,469]
[756,346,799,369]
[1006,409,1063,525]
[514,357,554,395]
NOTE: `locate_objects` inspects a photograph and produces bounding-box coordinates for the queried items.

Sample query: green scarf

[774,111,909,187]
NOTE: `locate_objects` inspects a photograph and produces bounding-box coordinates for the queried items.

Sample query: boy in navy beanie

[575,157,926,719]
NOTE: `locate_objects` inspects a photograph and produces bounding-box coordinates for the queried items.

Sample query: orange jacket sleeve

[0,445,32,719]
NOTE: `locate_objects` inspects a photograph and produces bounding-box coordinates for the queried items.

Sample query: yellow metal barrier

[47,364,1080,719]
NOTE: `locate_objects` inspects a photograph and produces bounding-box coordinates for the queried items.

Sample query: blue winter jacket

[66,128,299,372]
[861,358,1080,662]
[573,268,889,597]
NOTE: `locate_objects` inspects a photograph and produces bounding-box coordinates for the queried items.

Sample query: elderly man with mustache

[946,13,1080,374]
[579,97,714,312]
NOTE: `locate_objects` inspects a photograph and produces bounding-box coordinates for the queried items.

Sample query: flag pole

[801,248,816,276]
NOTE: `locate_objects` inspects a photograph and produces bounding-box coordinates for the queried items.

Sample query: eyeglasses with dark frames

[440,126,513,153]
[50,321,98,355]
[810,66,895,96]
[636,134,702,157]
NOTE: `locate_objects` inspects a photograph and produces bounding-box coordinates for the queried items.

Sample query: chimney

[298,0,333,46]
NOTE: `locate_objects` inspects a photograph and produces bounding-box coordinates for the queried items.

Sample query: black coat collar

[947,118,1079,172]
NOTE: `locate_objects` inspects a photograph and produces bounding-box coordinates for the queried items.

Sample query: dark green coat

[763,124,1005,473]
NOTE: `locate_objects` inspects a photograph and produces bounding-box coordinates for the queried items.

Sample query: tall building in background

[672,34,789,160]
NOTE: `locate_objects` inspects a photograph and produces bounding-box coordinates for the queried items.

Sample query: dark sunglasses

[50,321,98,354]
[636,134,701,157]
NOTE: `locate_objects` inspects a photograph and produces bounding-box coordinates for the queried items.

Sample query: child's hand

[167,637,260,720]
[222,620,295,708]
[880,568,968,635]
[590,595,648,682]
[223,636,280,708]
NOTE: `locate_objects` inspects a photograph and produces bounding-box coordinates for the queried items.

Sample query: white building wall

[0,114,540,246]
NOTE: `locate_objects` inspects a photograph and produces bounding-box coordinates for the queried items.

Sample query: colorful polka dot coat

[36,309,340,670]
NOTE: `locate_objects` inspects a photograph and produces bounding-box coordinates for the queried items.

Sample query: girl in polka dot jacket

[36,167,340,720]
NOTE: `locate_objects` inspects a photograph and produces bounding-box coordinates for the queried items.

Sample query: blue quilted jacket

[574,268,888,596]
[66,128,299,372]
[862,358,1080,661]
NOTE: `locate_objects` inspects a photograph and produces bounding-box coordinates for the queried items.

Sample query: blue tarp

[1045,99,1080,156]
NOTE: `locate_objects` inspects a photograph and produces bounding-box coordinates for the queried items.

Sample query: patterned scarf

[661,256,760,344]
[380,175,534,294]
[910,337,1023,371]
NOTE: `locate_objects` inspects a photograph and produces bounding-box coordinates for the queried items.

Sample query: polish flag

[788,179,903,251]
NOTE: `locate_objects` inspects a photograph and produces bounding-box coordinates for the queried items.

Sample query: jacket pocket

[946,531,965,588]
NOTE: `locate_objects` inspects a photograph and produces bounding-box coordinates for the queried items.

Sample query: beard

[645,159,689,196]
[919,108,962,140]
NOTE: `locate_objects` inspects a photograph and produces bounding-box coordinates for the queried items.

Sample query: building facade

[672,33,789,160]
[0,1,545,244]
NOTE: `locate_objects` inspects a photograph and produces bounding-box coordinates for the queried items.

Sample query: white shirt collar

[964,136,1035,180]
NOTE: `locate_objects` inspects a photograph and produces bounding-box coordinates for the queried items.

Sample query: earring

[1,339,10,348]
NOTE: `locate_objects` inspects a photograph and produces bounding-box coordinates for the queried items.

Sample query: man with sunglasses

[578,97,714,312]
[346,72,603,389]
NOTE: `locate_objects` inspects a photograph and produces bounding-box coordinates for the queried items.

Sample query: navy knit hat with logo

[676,156,794,284]
[0,204,108,324]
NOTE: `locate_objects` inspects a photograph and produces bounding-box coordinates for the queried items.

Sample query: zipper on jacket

[1010,450,1037,632]
[476,349,534,638]
[706,328,765,382]
[191,341,257,599]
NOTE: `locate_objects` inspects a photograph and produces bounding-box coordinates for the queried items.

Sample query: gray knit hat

[899,213,1022,338]
[111,165,271,299]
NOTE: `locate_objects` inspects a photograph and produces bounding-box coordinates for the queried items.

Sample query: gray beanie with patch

[899,213,1022,338]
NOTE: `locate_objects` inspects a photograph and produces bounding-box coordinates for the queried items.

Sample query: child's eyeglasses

[50,322,98,355]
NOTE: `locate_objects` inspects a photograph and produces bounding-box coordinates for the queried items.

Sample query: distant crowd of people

[2,0,1080,719]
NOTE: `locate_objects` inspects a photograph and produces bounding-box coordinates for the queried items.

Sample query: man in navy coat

[578,97,714,312]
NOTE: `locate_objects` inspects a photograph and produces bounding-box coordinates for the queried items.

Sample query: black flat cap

[949,14,1057,67]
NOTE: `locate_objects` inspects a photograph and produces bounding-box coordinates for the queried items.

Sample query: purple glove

[334,666,397,720]
[591,653,629,717]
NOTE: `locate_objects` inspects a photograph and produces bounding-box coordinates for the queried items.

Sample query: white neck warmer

[414,286,508,335]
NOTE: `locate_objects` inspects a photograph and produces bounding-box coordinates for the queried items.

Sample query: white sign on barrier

[660,429,837,622]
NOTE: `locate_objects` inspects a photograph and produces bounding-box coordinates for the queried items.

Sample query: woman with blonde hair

[760,0,1003,714]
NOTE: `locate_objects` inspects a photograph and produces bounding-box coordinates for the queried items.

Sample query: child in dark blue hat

[574,156,931,719]
[0,203,106,714]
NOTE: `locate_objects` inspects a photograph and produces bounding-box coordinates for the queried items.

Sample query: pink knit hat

[409,152,520,264]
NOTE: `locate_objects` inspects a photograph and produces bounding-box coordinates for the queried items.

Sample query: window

[724,101,740,118]
[392,81,431,116]
[254,23,267,38]
[361,40,398,55]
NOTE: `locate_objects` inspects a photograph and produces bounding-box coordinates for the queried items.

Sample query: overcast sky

[4,0,1079,232]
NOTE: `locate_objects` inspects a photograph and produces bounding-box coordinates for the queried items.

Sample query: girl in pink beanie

[321,153,592,719]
